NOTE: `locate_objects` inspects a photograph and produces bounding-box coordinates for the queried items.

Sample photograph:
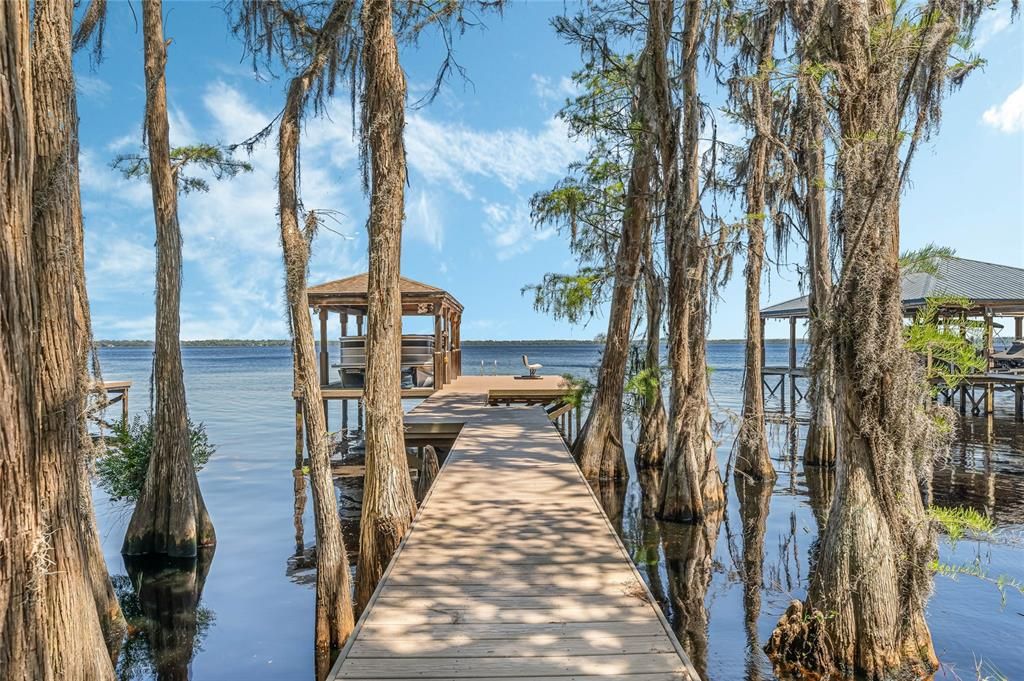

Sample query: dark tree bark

[766,2,967,676]
[635,230,668,471]
[573,52,654,481]
[416,445,440,503]
[276,0,357,659]
[794,11,837,466]
[1,3,115,677]
[31,0,126,658]
[1,6,45,677]
[657,0,723,522]
[356,0,418,614]
[735,7,781,483]
[124,0,215,558]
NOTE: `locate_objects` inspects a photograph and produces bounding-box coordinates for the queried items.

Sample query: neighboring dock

[328,375,697,680]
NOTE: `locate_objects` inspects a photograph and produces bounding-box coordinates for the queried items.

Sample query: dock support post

[341,312,348,435]
[319,307,329,427]
[121,388,129,423]
[984,309,994,415]
[788,317,797,415]
[1012,318,1024,422]
[433,311,443,389]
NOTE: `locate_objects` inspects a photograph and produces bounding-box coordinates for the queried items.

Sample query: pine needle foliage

[112,144,253,194]
[905,295,986,392]
[97,414,214,503]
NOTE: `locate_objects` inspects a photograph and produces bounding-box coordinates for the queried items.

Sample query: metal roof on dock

[761,256,1024,318]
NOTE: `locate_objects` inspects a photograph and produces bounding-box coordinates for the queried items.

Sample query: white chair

[522,354,542,378]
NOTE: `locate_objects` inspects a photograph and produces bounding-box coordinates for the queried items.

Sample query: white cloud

[975,5,1013,48]
[982,83,1024,134]
[91,238,153,279]
[83,81,366,340]
[407,189,444,251]
[405,115,584,198]
[77,74,110,98]
[482,200,553,261]
[106,134,138,153]
[531,74,578,103]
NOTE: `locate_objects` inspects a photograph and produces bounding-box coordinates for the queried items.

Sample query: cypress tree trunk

[766,3,946,676]
[573,59,653,481]
[356,0,418,614]
[124,0,216,558]
[798,58,837,467]
[735,9,780,482]
[635,234,668,471]
[2,4,115,677]
[31,0,126,657]
[275,0,357,658]
[1,6,45,677]
[657,0,723,522]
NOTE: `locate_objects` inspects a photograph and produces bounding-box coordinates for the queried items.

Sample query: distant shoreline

[95,338,797,348]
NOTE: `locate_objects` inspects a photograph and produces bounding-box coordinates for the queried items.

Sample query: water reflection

[114,551,214,681]
[662,512,722,681]
[735,476,772,681]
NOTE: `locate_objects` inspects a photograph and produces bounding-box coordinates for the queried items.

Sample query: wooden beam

[788,316,797,415]
[434,311,443,388]
[319,308,329,386]
[985,309,994,415]
[320,307,329,427]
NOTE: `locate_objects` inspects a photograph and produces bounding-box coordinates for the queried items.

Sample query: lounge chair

[522,354,542,378]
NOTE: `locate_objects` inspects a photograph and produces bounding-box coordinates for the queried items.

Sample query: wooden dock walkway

[329,376,697,680]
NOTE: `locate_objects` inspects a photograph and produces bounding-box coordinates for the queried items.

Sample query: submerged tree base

[766,599,939,681]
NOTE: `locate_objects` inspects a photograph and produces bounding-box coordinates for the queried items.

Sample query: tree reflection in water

[735,475,773,681]
[114,550,214,681]
[661,510,722,680]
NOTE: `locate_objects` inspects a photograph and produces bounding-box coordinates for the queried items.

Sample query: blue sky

[74,2,1023,341]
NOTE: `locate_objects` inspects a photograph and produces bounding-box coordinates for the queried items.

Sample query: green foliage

[522,270,605,324]
[625,366,661,403]
[899,243,955,275]
[928,505,1023,606]
[560,373,593,409]
[112,143,253,194]
[905,295,985,391]
[927,505,995,544]
[96,414,215,503]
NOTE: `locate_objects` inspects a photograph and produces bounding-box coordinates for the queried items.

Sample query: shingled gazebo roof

[307,272,463,313]
[761,256,1024,319]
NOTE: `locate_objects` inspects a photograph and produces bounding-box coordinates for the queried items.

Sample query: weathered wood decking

[329,375,697,680]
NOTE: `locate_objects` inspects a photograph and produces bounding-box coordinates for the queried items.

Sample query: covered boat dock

[760,256,1024,420]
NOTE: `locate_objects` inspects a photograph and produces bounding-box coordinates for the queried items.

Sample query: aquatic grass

[927,505,995,545]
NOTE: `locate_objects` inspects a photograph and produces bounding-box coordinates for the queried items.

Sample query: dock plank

[328,376,696,680]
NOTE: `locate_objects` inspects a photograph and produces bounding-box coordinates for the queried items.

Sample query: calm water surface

[94,342,1024,681]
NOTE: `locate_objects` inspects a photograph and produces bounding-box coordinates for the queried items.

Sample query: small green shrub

[561,373,593,409]
[96,414,214,502]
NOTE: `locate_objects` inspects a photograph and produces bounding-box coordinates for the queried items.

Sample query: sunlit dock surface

[329,375,697,680]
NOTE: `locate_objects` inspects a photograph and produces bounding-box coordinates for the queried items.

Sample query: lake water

[94,342,1024,681]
